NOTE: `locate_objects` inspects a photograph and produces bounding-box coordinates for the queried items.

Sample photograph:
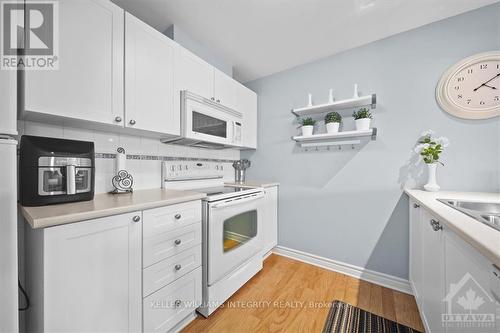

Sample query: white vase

[355,118,371,131]
[326,122,340,134]
[301,125,314,136]
[424,163,440,192]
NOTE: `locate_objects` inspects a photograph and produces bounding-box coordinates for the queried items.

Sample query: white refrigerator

[0,68,19,332]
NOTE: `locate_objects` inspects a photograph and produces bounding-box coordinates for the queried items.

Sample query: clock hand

[473,73,500,91]
[484,84,497,90]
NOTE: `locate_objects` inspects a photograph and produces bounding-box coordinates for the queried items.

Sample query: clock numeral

[457,94,463,99]
[467,69,473,74]
[480,64,488,70]
[454,86,460,90]
[494,96,499,101]
[467,99,472,105]
[479,101,485,105]
[457,77,464,82]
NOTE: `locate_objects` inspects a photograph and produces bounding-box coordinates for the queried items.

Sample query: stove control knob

[170,165,175,172]
[216,165,219,170]
[220,165,224,171]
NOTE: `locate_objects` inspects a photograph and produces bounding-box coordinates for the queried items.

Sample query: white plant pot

[355,118,371,131]
[301,125,314,136]
[326,122,340,134]
[424,163,440,192]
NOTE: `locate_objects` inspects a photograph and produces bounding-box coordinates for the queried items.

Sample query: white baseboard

[273,246,412,295]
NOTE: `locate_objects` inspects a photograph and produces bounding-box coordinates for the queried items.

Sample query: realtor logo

[442,272,497,330]
[1,0,58,70]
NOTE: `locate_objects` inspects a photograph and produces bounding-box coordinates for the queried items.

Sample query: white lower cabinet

[25,212,142,333]
[262,186,278,254]
[409,198,499,333]
[25,200,203,333]
[143,267,202,333]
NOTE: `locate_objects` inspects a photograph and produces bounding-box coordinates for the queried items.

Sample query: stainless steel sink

[437,199,500,232]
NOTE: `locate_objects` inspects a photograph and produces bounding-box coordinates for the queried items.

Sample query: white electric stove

[162,161,265,317]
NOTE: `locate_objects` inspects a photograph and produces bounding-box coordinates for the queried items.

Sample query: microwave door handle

[66,165,76,195]
[211,192,265,209]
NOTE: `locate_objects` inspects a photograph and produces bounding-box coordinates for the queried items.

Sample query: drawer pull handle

[413,203,420,208]
[174,214,182,220]
[174,239,182,245]
[174,299,182,307]
[175,264,182,271]
[132,215,141,222]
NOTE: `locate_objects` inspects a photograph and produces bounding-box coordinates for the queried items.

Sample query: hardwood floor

[182,254,424,333]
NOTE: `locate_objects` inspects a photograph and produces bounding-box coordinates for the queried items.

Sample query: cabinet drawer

[143,223,201,268]
[143,245,201,297]
[143,267,202,333]
[143,201,201,239]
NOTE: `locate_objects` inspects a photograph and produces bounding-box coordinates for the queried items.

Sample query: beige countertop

[405,189,500,267]
[20,188,207,229]
[225,180,280,188]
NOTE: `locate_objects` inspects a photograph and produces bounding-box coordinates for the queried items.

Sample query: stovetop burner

[191,186,250,196]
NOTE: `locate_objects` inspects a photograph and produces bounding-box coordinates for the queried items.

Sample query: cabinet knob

[174,214,181,220]
[211,97,215,101]
[129,119,136,125]
[174,239,182,245]
[132,215,141,222]
[174,299,182,307]
[115,116,122,123]
[430,219,442,231]
[413,203,420,208]
[216,99,220,103]
[175,264,182,271]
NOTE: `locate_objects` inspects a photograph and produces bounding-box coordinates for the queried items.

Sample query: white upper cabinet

[24,0,124,126]
[174,47,214,103]
[236,83,258,149]
[125,13,178,136]
[213,69,237,110]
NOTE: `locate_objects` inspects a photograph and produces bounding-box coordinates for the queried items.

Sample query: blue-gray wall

[243,4,500,279]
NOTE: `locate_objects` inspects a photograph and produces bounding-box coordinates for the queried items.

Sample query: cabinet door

[25,0,124,126]
[421,209,445,333]
[236,83,258,149]
[125,13,178,135]
[444,228,498,333]
[214,69,237,110]
[409,199,423,305]
[44,212,142,332]
[174,46,214,103]
[262,186,278,253]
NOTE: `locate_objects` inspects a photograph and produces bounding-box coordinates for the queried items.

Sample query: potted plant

[352,108,372,131]
[299,117,316,136]
[414,130,450,192]
[324,112,341,134]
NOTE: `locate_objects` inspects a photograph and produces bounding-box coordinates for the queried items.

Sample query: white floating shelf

[291,94,376,117]
[292,128,377,148]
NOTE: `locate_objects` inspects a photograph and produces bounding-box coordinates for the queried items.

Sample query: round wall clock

[436,51,500,119]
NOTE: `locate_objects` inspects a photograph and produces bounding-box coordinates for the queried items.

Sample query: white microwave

[162,91,243,149]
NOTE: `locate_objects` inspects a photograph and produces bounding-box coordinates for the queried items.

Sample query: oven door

[207,191,265,285]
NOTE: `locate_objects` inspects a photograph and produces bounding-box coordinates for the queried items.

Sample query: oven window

[223,210,257,252]
[192,111,227,138]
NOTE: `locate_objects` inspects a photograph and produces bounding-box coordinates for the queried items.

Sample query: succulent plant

[300,117,316,126]
[325,112,342,124]
[352,108,372,120]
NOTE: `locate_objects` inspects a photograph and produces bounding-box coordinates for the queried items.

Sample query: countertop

[20,188,207,229]
[225,180,280,188]
[405,189,500,267]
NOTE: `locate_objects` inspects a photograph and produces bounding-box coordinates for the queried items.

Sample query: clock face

[436,51,500,119]
[447,60,500,109]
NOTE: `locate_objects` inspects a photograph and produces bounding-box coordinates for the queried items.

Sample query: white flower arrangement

[414,130,449,165]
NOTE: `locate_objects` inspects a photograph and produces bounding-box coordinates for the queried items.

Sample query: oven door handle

[210,192,265,209]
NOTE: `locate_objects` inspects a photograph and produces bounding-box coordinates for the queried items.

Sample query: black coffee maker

[19,135,95,206]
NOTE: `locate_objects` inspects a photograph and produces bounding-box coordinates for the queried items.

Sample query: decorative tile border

[94,153,236,163]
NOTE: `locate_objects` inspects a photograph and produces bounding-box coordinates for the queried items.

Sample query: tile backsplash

[17,121,240,193]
